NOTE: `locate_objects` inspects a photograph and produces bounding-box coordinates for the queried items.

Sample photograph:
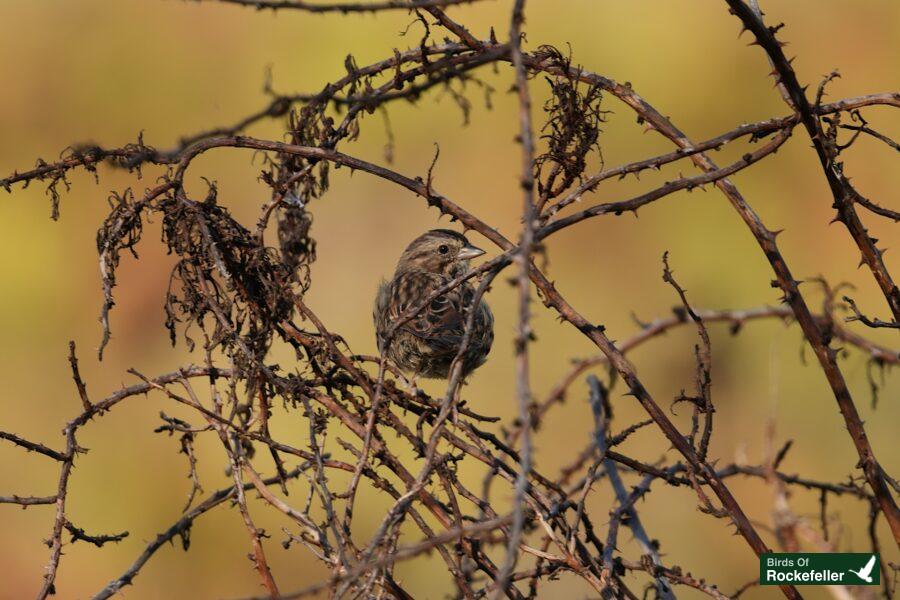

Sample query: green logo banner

[761,553,880,586]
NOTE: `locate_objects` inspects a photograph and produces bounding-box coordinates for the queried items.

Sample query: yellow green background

[0,1,897,598]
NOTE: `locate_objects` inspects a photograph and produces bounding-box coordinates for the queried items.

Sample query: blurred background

[0,0,897,598]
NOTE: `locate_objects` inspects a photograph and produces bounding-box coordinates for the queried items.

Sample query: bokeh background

[0,1,897,598]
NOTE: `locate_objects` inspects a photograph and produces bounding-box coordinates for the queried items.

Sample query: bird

[848,555,877,583]
[374,229,494,382]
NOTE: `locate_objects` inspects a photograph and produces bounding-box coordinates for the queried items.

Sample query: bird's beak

[458,244,485,260]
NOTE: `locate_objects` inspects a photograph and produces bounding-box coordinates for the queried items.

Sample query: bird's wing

[373,279,391,350]
[860,555,876,577]
[389,272,469,353]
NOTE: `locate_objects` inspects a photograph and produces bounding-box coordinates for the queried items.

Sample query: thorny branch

[1,2,898,599]
[725,0,900,545]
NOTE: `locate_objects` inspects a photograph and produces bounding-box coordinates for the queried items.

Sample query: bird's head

[395,229,485,277]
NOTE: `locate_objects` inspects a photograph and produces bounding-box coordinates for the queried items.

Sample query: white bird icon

[848,555,877,583]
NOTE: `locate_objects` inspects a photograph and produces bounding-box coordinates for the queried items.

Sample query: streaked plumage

[374,229,493,380]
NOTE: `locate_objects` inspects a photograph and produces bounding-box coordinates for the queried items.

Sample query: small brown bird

[374,229,494,381]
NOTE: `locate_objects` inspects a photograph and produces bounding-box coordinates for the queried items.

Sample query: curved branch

[195,0,489,13]
[520,49,900,549]
[725,0,900,324]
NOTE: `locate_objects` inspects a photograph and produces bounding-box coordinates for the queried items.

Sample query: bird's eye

[438,244,449,255]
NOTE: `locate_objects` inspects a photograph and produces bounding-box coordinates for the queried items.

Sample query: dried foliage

[1,1,898,599]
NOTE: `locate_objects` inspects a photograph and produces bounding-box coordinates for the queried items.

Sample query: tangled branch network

[1,1,898,599]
